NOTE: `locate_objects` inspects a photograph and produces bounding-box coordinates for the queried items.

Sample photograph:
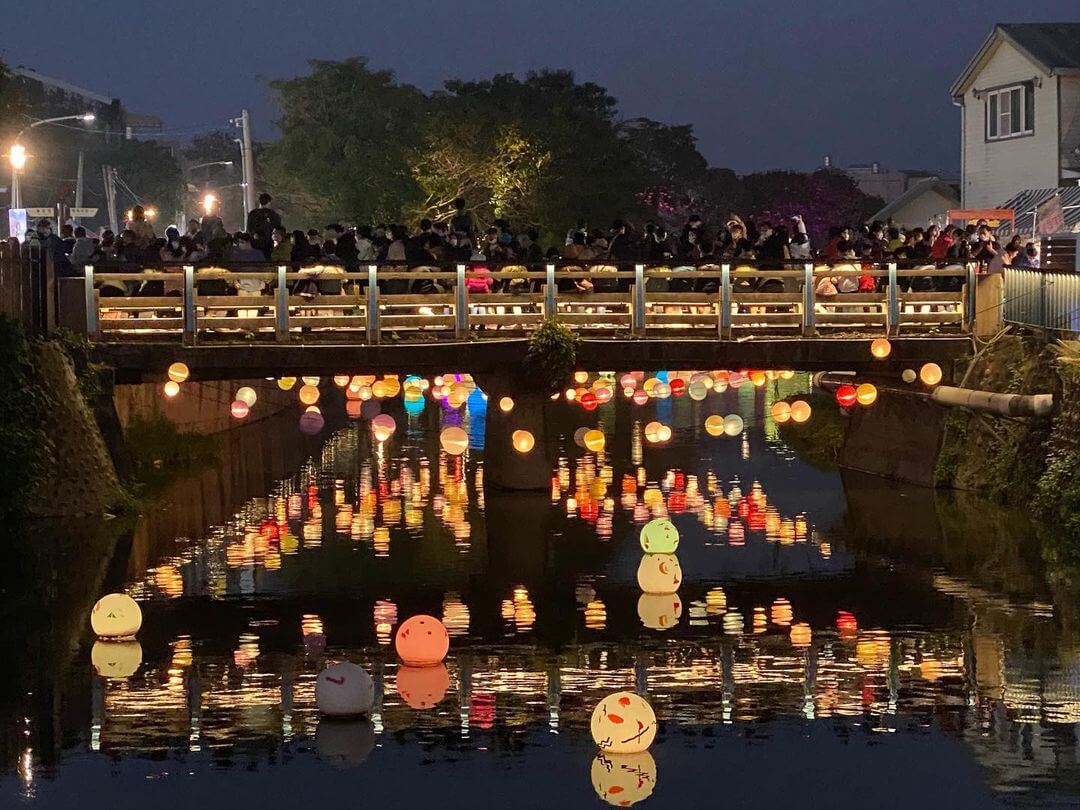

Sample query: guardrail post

[720,263,732,340]
[633,263,645,336]
[455,263,468,338]
[1039,270,1048,331]
[886,262,899,335]
[545,263,556,317]
[83,264,98,339]
[366,264,379,344]
[964,264,976,332]
[183,265,196,345]
[801,263,815,337]
[275,265,289,342]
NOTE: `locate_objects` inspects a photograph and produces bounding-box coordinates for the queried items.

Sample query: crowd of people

[13,192,1040,299]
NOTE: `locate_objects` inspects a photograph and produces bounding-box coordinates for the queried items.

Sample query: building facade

[951,23,1080,209]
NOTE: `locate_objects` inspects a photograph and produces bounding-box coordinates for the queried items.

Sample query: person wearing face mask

[27,218,74,276]
[160,227,186,263]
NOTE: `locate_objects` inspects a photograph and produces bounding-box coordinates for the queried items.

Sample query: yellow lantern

[498,396,514,413]
[394,614,449,666]
[440,426,469,456]
[639,518,679,553]
[870,338,892,359]
[403,384,423,401]
[371,413,396,442]
[637,593,682,630]
[277,376,297,390]
[382,378,401,398]
[512,429,535,454]
[167,362,189,383]
[333,375,350,388]
[636,553,682,594]
[371,380,388,399]
[789,400,812,423]
[919,362,943,386]
[590,691,657,753]
[163,380,180,398]
[771,401,791,423]
[722,414,743,436]
[657,424,672,442]
[750,370,767,387]
[299,384,320,405]
[902,369,917,384]
[231,400,249,419]
[591,752,657,806]
[236,386,257,407]
[790,622,812,647]
[91,640,142,679]
[302,376,320,386]
[770,598,793,626]
[396,663,450,710]
[643,421,669,443]
[583,429,606,453]
[574,370,589,384]
[704,415,724,437]
[856,383,878,406]
[90,593,142,638]
[316,662,375,717]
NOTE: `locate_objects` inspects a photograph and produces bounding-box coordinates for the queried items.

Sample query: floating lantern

[790,400,812,423]
[688,380,709,401]
[643,421,664,443]
[657,424,672,442]
[371,380,389,399]
[230,400,249,419]
[722,610,744,635]
[591,752,657,807]
[299,384,320,405]
[333,375,350,388]
[870,338,892,359]
[236,386,257,407]
[835,385,857,408]
[163,380,180,398]
[639,518,679,553]
[581,391,598,411]
[167,362,189,383]
[394,615,449,666]
[573,427,590,448]
[277,376,297,390]
[632,389,649,406]
[594,386,613,404]
[750,370,767,387]
[902,369,917,384]
[396,663,450,710]
[316,662,375,717]
[771,401,791,423]
[371,413,396,442]
[403,384,423,401]
[790,622,812,647]
[704,415,724,437]
[583,429,606,453]
[512,429,535,454]
[919,362,943,386]
[669,379,686,397]
[590,692,657,754]
[90,593,142,639]
[91,640,142,679]
[499,396,514,413]
[301,376,320,386]
[299,409,324,435]
[636,553,682,594]
[836,610,858,637]
[856,383,878,406]
[723,414,743,436]
[440,426,469,456]
[653,382,671,399]
[637,593,682,630]
[770,598,793,626]
[574,370,589,384]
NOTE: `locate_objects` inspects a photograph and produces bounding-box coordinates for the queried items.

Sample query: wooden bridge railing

[74,261,975,345]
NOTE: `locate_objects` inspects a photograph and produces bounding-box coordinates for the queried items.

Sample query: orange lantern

[394,615,449,666]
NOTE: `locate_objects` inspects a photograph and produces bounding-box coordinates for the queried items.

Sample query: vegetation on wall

[0,316,53,517]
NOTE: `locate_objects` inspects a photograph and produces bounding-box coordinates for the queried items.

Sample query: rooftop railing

[71,260,975,345]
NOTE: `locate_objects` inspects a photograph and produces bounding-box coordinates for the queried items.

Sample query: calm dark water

[1,373,1077,809]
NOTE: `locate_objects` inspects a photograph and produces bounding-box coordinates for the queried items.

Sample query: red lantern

[580,391,598,411]
[836,610,858,637]
[835,385,858,408]
[669,379,686,397]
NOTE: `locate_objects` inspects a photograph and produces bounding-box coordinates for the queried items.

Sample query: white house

[869,177,960,229]
[951,23,1080,209]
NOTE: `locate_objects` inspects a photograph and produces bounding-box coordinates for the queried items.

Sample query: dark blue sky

[5,1,1079,173]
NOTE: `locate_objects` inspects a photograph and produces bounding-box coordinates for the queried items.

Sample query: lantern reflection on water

[637,593,682,630]
[163,380,180,398]
[396,663,450,710]
[591,752,657,807]
[91,641,142,678]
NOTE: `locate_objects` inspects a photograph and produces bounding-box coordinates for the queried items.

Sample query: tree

[182,131,244,230]
[744,169,884,244]
[262,58,427,226]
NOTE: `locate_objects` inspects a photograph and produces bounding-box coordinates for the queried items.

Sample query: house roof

[997,187,1080,234]
[870,177,960,223]
[951,23,1080,98]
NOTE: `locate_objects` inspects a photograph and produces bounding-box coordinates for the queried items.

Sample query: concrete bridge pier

[481,374,554,491]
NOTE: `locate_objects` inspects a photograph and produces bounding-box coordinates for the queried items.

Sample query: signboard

[7,209,27,242]
[70,207,99,218]
[25,207,55,218]
[947,208,1016,231]
[1035,195,1065,235]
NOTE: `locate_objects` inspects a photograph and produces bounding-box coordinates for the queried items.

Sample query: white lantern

[636,553,682,594]
[440,426,469,456]
[236,386,257,407]
[590,691,657,753]
[316,662,375,717]
[591,752,657,806]
[90,593,142,638]
[722,414,743,436]
[91,640,142,679]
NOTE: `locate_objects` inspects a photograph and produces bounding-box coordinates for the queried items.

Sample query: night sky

[5,0,1079,174]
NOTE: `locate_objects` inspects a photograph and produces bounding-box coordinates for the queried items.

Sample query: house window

[985,83,1034,140]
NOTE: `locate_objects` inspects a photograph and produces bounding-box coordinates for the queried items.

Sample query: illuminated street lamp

[202,193,218,215]
[9,113,96,208]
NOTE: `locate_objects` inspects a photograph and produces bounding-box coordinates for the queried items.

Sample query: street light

[9,113,96,209]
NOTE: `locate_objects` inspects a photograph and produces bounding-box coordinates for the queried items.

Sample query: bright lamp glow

[9,144,27,171]
[202,193,217,214]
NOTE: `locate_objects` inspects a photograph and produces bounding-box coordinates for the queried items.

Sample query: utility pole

[237,109,256,221]
[73,151,84,226]
[102,165,119,234]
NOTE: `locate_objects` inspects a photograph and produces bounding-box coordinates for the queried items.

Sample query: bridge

[38,259,985,380]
